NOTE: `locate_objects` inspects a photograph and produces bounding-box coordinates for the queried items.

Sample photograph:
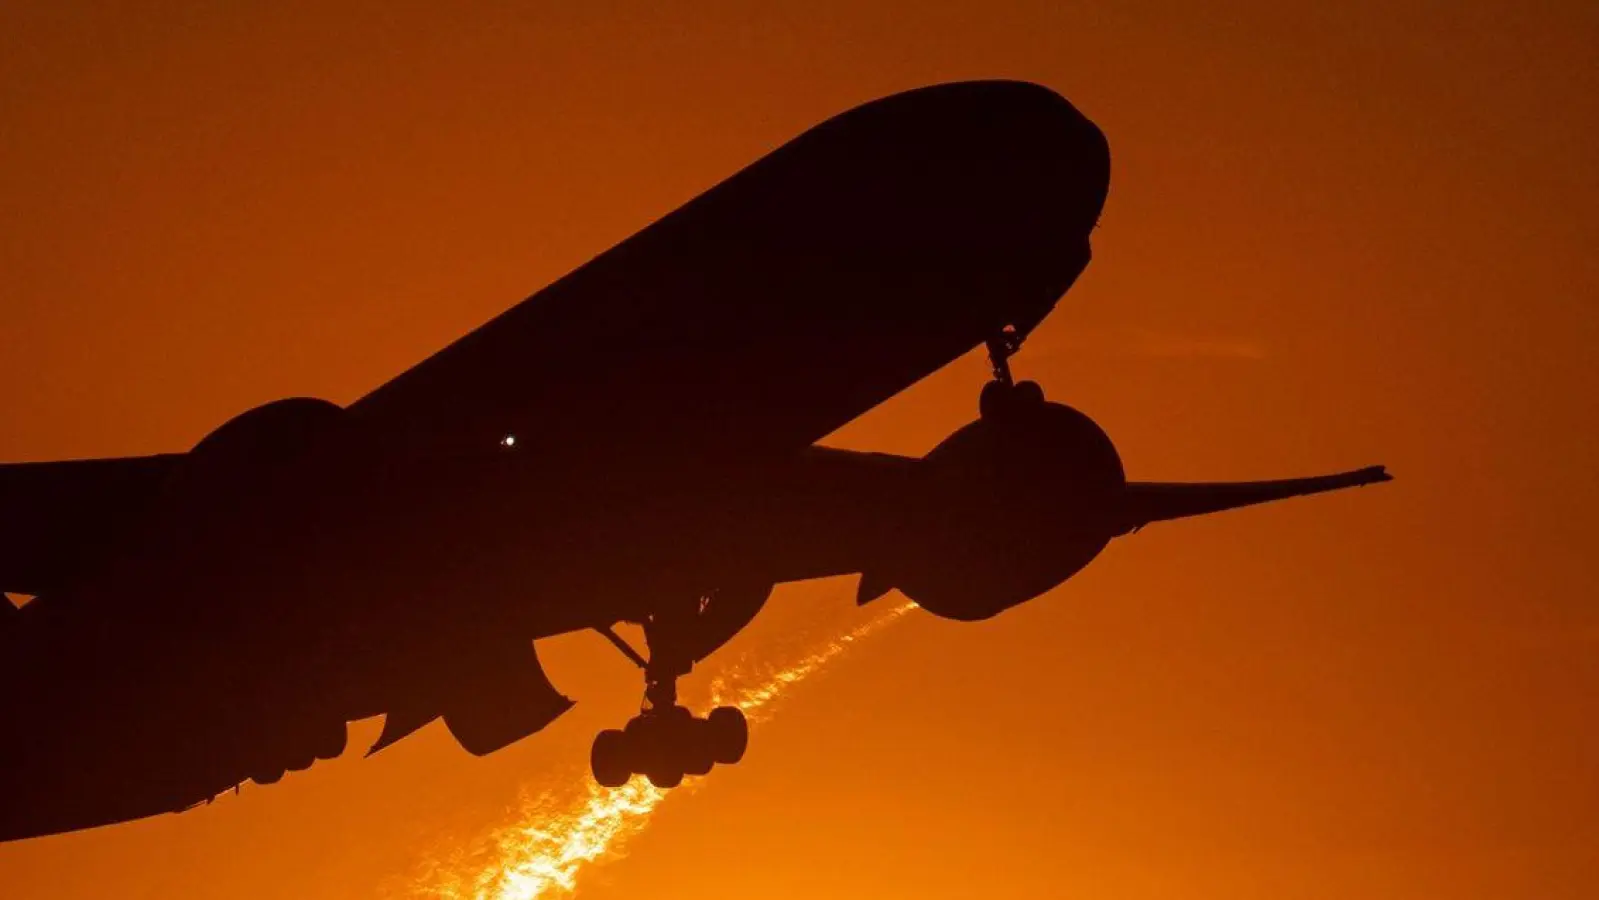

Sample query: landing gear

[590,729,631,789]
[986,325,1023,388]
[589,601,752,789]
[589,704,748,789]
[981,325,1046,420]
[706,705,749,764]
[594,706,748,792]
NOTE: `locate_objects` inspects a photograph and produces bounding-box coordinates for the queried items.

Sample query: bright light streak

[405,602,915,900]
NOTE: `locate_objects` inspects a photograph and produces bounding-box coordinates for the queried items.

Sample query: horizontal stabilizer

[1119,465,1391,533]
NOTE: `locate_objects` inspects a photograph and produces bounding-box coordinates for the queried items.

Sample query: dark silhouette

[0,80,1389,841]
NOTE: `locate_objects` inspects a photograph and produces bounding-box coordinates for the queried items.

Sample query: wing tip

[1355,464,1394,485]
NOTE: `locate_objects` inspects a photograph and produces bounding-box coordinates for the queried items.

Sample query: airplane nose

[981,80,1109,240]
[802,80,1110,263]
[911,81,1104,249]
[885,80,1110,323]
[1077,117,1112,230]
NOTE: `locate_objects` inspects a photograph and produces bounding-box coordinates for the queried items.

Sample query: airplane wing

[0,455,180,596]
[1117,465,1392,533]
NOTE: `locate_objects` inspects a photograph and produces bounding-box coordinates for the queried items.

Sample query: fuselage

[0,80,1112,841]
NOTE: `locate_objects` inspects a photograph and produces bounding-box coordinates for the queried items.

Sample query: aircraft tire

[645,764,684,789]
[681,721,715,776]
[1013,380,1045,407]
[979,381,1010,420]
[707,706,748,765]
[980,380,1045,421]
[591,729,631,788]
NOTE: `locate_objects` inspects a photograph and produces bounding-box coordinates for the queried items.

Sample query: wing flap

[1119,465,1391,533]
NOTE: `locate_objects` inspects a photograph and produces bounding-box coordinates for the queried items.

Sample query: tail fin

[1118,465,1391,533]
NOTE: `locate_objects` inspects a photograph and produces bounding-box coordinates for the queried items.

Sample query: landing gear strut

[981,325,1045,420]
[986,325,1022,388]
[590,607,748,789]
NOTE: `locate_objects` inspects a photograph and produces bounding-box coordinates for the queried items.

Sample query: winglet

[1356,464,1393,484]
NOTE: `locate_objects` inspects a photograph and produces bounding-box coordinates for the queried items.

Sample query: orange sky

[2,3,1595,898]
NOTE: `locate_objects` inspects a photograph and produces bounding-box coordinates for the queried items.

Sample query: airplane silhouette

[0,80,1389,842]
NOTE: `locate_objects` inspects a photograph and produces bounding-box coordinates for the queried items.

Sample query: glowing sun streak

[407,602,915,900]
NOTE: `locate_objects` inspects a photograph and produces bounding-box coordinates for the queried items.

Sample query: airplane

[0,80,1390,843]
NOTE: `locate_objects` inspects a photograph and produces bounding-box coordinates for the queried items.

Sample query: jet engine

[861,387,1124,621]
[442,645,576,757]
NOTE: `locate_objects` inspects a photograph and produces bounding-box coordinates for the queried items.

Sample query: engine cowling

[442,641,575,757]
[869,393,1124,621]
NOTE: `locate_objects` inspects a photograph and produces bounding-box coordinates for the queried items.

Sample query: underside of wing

[1118,465,1392,533]
[0,454,180,595]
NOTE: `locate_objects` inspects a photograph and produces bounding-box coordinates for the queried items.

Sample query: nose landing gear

[981,325,1046,420]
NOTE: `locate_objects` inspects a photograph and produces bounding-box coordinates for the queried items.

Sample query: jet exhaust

[402,602,915,900]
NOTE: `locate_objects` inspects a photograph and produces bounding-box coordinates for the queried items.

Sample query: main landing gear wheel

[591,729,631,789]
[589,598,757,788]
[587,705,750,788]
[646,762,685,789]
[681,720,716,778]
[707,705,748,765]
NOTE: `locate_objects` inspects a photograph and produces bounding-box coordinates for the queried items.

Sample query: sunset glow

[407,602,916,900]
[3,6,1591,898]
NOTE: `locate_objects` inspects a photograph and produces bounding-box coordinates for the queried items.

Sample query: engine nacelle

[868,393,1124,621]
[442,641,575,757]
